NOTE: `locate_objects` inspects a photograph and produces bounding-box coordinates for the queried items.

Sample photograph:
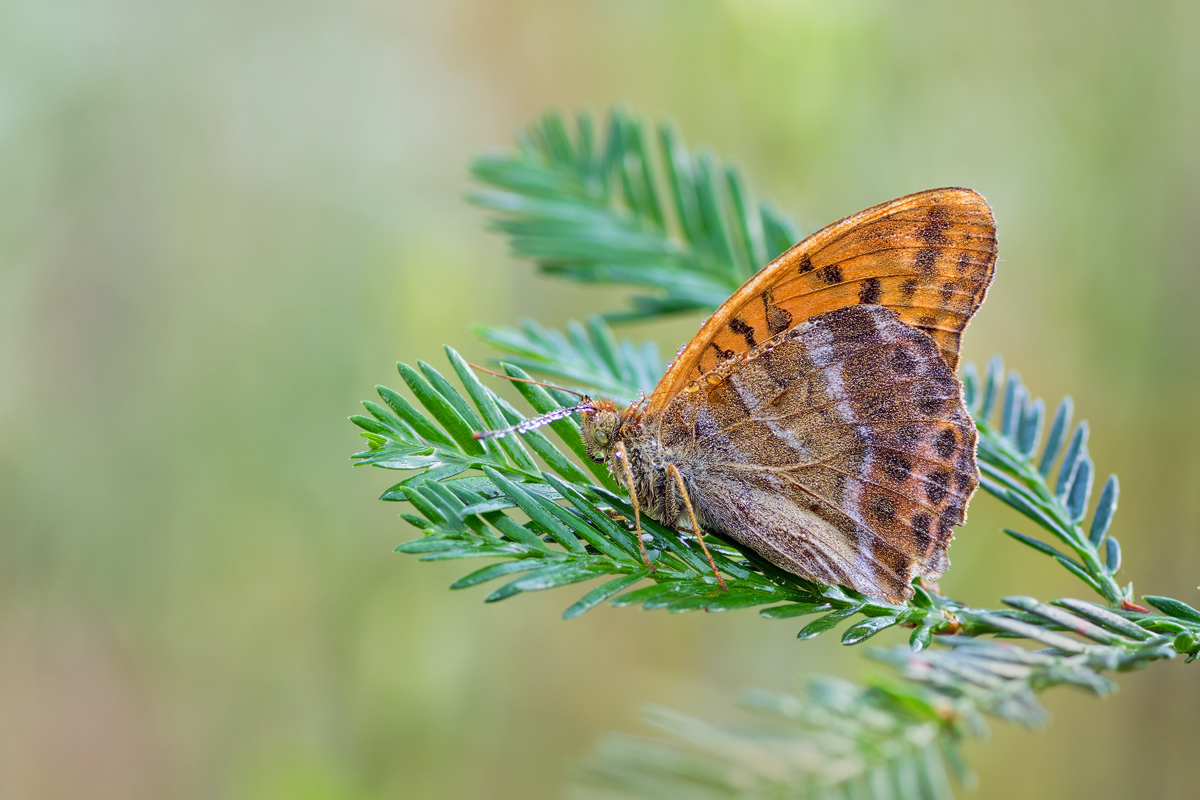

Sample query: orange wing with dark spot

[646,187,996,415]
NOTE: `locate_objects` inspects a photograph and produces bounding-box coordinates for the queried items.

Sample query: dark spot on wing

[926,469,951,505]
[869,495,896,524]
[956,251,974,273]
[798,254,814,274]
[729,317,757,348]
[934,428,958,459]
[900,277,918,298]
[912,512,932,553]
[860,393,898,422]
[858,277,881,304]
[917,395,944,415]
[761,290,793,335]
[880,450,912,483]
[818,264,843,285]
[941,502,962,533]
[937,503,961,544]
[914,247,939,274]
[956,444,973,472]
[895,424,921,448]
[890,347,916,375]
[955,466,974,491]
[916,207,950,244]
[940,281,958,303]
[708,342,735,361]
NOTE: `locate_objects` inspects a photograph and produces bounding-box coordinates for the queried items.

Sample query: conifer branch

[351,105,1199,800]
[471,108,800,321]
[573,630,1176,800]
[351,337,1199,664]
[963,357,1130,607]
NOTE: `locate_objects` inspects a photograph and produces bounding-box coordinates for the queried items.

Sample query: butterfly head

[579,398,639,463]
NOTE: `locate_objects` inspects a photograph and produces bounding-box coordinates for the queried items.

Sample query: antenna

[473,404,590,441]
[466,363,586,399]
[466,362,592,440]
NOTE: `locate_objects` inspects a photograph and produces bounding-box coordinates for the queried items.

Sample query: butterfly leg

[666,463,727,590]
[614,442,656,572]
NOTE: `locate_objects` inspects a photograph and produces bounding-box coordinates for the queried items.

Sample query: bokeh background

[3,1,1199,798]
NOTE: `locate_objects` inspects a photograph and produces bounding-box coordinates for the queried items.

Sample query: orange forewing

[646,188,996,415]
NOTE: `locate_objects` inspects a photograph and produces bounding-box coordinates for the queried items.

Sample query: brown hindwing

[649,304,977,603]
[646,188,996,416]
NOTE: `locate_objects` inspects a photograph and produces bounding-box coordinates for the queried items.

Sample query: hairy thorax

[615,433,682,528]
[579,400,690,530]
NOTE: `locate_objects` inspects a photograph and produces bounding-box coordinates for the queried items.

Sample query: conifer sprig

[471,108,800,321]
[351,106,1198,800]
[351,336,1199,665]
[963,357,1129,606]
[574,630,1178,800]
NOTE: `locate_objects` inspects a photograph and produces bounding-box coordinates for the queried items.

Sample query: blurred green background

[2,1,1199,798]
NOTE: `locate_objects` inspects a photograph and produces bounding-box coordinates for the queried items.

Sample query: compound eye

[594,429,609,445]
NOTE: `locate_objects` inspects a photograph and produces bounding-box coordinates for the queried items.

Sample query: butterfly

[481,188,997,604]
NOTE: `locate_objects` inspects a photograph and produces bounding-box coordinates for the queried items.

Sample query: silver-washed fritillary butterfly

[481,188,997,603]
